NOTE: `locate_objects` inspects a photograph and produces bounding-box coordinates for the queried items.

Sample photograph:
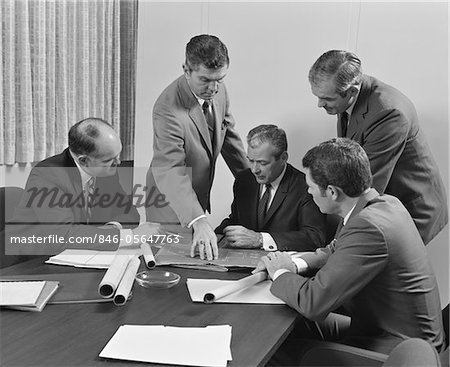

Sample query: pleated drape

[0,0,137,165]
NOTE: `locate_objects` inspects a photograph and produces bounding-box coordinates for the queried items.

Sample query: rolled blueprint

[98,251,133,298]
[113,256,141,306]
[140,242,156,269]
[204,272,267,303]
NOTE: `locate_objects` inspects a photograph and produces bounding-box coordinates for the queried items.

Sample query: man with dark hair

[5,118,159,255]
[216,124,326,252]
[254,138,444,363]
[308,50,448,245]
[146,34,249,261]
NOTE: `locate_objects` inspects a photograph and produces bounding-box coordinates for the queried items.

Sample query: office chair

[299,304,449,367]
[0,186,33,268]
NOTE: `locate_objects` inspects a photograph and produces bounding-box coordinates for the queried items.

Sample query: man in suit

[5,118,159,255]
[146,34,249,261]
[308,50,448,245]
[255,138,444,364]
[216,124,326,252]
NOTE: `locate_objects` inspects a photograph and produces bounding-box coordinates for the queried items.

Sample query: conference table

[0,256,298,367]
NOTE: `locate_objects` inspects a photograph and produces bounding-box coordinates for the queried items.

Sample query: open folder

[186,272,285,304]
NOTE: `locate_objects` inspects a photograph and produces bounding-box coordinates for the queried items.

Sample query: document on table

[0,281,46,306]
[99,324,232,367]
[46,248,141,269]
[186,277,285,304]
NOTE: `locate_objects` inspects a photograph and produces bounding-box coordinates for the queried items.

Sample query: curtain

[0,0,137,165]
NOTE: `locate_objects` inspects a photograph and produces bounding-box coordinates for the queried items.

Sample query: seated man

[255,138,444,364]
[216,124,326,252]
[4,117,158,256]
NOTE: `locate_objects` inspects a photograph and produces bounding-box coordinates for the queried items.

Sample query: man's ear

[182,64,190,77]
[327,185,344,201]
[77,155,88,167]
[280,151,288,163]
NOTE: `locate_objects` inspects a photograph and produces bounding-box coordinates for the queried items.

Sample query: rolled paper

[98,251,133,298]
[204,272,267,304]
[113,256,141,306]
[140,242,156,269]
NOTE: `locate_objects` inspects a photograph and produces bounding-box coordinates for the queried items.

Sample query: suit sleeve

[151,102,205,226]
[215,178,240,233]
[220,89,249,176]
[6,169,122,255]
[270,216,388,321]
[360,109,409,194]
[270,193,326,251]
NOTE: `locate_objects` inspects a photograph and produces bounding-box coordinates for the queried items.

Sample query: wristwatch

[258,233,264,249]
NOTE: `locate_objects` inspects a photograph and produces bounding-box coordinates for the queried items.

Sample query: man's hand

[191,218,218,260]
[223,225,260,248]
[132,222,162,237]
[252,251,296,280]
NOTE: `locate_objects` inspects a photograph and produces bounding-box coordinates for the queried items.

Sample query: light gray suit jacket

[146,75,249,226]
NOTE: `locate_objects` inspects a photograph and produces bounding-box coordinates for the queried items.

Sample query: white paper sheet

[99,325,232,367]
[46,248,142,269]
[186,278,285,304]
[0,281,46,306]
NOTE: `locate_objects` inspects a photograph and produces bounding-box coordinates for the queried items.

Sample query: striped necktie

[85,177,95,224]
[340,112,349,137]
[202,100,215,143]
[257,183,272,229]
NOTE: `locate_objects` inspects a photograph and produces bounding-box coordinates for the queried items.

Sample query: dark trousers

[268,312,404,366]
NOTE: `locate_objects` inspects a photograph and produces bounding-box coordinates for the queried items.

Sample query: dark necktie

[202,100,215,143]
[340,112,349,137]
[257,183,272,229]
[85,177,95,224]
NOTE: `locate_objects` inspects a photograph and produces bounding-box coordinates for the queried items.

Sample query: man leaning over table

[216,124,327,252]
[254,138,444,365]
[146,34,249,261]
[4,117,160,256]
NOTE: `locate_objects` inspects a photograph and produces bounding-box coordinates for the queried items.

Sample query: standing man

[308,50,447,245]
[255,138,443,363]
[146,35,249,260]
[216,124,326,252]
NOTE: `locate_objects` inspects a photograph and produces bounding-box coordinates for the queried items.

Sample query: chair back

[383,338,441,367]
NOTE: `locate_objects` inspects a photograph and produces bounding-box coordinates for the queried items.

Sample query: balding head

[69,118,122,177]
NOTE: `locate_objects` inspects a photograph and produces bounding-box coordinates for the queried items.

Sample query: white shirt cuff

[261,232,278,251]
[187,214,207,228]
[273,269,290,280]
[292,257,309,274]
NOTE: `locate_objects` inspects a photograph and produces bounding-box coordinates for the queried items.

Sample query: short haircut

[68,117,111,157]
[302,138,372,197]
[185,34,229,71]
[309,50,363,96]
[247,124,287,159]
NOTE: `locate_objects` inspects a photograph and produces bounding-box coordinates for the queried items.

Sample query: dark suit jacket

[271,189,444,353]
[5,148,140,255]
[146,75,249,226]
[216,164,327,251]
[339,75,448,244]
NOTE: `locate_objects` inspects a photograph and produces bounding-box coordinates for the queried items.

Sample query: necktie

[85,177,95,224]
[202,100,215,143]
[257,183,272,229]
[340,112,349,137]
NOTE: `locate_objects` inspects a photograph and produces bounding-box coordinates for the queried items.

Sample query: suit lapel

[347,75,371,140]
[261,164,292,227]
[179,77,214,156]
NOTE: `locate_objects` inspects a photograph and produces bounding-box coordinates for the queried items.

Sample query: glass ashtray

[135,270,181,289]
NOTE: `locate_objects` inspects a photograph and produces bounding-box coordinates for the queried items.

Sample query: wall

[134,2,449,304]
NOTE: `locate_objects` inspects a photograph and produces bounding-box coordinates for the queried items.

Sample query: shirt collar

[346,86,361,117]
[343,188,371,225]
[69,150,94,189]
[262,164,287,192]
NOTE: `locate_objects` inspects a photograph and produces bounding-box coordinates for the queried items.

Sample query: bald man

[4,117,158,256]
